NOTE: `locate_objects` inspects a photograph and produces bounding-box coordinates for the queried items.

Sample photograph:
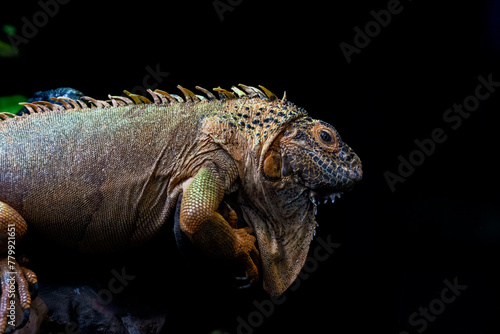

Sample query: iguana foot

[233,227,260,284]
[180,167,262,287]
[220,207,260,283]
[0,258,38,333]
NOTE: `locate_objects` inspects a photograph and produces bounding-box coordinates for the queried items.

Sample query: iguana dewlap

[0,84,362,333]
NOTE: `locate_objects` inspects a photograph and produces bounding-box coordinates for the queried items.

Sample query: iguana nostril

[350,158,363,181]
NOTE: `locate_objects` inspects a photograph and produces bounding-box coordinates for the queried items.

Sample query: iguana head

[214,98,362,296]
[202,87,362,296]
[240,113,362,295]
[263,116,362,198]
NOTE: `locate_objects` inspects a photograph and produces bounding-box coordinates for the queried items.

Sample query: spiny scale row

[0,84,282,118]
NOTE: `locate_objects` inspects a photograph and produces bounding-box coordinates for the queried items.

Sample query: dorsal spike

[238,84,253,94]
[147,89,160,104]
[33,101,58,112]
[108,97,120,107]
[231,86,247,98]
[247,86,267,99]
[18,102,41,113]
[138,94,152,104]
[237,84,261,98]
[154,89,178,103]
[76,100,87,109]
[53,96,81,109]
[81,96,110,108]
[195,86,216,100]
[108,95,133,106]
[213,87,236,100]
[170,94,184,103]
[258,85,278,101]
[123,90,151,104]
[177,85,199,103]
[49,97,73,110]
[152,91,168,104]
[0,112,15,120]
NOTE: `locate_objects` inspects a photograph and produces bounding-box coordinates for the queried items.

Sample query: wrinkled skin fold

[238,186,316,295]
[220,115,362,295]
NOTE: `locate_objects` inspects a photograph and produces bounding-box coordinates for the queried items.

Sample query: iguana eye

[319,130,333,143]
[312,123,339,152]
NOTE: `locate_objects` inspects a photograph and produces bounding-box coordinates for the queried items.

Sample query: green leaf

[0,95,27,115]
[2,24,17,36]
[0,39,18,58]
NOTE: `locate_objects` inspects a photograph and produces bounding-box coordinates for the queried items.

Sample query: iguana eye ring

[312,125,338,152]
[319,130,333,144]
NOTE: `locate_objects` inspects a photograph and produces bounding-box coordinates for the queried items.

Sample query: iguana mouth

[308,190,343,215]
[283,144,357,212]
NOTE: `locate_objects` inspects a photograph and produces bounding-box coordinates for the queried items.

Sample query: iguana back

[0,98,207,252]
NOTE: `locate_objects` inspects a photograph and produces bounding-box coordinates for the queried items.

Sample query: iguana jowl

[0,84,362,333]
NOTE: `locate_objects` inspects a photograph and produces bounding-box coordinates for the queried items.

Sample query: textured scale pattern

[0,84,362,332]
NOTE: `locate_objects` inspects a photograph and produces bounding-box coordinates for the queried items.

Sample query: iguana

[0,84,362,333]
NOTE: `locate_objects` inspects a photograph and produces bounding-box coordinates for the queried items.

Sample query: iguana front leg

[180,167,260,283]
[0,201,38,334]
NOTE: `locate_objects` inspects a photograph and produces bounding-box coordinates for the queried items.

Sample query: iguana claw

[233,275,254,290]
[0,258,38,334]
[29,282,39,302]
[15,309,31,330]
[1,309,29,334]
[233,227,260,283]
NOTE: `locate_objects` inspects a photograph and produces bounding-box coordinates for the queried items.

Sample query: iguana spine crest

[0,84,282,120]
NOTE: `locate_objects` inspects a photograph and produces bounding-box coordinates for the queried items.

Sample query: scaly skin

[0,84,362,332]
[0,202,37,333]
[180,167,260,281]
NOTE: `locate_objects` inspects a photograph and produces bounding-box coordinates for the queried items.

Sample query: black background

[1,0,499,333]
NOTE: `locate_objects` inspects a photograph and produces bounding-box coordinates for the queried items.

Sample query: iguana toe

[0,258,38,333]
[234,227,260,283]
[227,209,238,229]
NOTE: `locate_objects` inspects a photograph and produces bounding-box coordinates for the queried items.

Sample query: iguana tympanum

[0,84,362,333]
